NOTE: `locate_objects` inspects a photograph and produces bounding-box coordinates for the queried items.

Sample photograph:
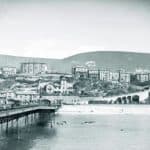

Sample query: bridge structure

[103,89,150,104]
[0,104,61,133]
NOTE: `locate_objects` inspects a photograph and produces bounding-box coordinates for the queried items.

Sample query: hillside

[0,51,150,73]
[0,54,62,72]
[63,51,150,72]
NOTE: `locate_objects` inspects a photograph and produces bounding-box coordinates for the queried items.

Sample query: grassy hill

[63,51,150,72]
[0,54,62,72]
[0,51,150,73]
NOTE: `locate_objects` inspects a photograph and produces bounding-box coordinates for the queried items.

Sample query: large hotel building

[21,62,48,75]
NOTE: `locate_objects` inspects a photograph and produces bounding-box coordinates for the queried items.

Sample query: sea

[0,105,150,150]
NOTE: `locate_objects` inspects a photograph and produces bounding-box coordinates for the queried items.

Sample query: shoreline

[56,104,150,115]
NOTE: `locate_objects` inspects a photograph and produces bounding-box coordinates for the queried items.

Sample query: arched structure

[103,89,150,104]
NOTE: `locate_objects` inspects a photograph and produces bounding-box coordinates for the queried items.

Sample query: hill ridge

[0,51,150,72]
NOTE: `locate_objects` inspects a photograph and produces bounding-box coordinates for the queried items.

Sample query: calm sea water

[0,107,150,150]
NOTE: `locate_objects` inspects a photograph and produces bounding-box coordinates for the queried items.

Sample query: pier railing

[0,104,60,124]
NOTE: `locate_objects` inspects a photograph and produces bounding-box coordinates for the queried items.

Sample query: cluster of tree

[73,78,123,96]
[73,77,143,97]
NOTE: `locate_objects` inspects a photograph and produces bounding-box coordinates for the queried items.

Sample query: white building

[46,84,61,94]
[85,61,96,69]
[60,77,74,94]
[99,70,111,81]
[45,77,74,95]
[0,90,16,105]
[1,66,17,77]
[135,68,150,74]
[72,65,88,79]
[135,73,149,82]
[119,72,131,83]
[110,72,120,82]
[0,91,7,105]
[6,90,16,99]
[15,91,40,103]
[21,62,48,75]
[88,70,99,80]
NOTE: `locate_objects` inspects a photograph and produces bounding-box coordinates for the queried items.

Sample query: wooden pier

[0,105,58,124]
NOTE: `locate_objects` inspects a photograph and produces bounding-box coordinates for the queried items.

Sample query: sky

[0,0,150,59]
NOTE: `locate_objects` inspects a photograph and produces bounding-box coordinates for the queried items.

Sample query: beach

[57,104,150,115]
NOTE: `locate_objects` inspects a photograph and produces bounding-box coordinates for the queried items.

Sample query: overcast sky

[0,0,150,58]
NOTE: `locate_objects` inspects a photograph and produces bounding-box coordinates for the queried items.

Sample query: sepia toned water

[0,106,150,150]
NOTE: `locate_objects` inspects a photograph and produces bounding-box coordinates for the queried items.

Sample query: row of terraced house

[72,65,131,83]
[72,65,150,84]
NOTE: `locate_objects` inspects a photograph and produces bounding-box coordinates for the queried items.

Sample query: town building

[88,70,99,80]
[99,70,111,81]
[46,83,61,94]
[119,72,131,83]
[135,68,150,74]
[110,72,120,82]
[135,73,149,82]
[0,90,16,106]
[45,77,74,95]
[60,77,74,94]
[16,75,40,82]
[15,91,40,103]
[72,65,88,79]
[6,90,16,100]
[72,66,132,83]
[40,72,72,82]
[0,91,7,105]
[85,61,96,69]
[21,62,48,75]
[1,66,17,77]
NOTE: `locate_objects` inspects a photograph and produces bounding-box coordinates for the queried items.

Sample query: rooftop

[21,62,47,65]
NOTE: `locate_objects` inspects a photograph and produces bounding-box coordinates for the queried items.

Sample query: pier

[0,105,58,123]
[0,104,60,133]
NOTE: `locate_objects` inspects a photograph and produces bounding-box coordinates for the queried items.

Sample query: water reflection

[0,113,57,150]
[1,111,150,150]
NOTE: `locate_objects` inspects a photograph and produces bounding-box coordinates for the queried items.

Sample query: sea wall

[57,104,150,115]
[42,89,150,104]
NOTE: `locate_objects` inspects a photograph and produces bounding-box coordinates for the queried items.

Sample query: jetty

[0,105,59,124]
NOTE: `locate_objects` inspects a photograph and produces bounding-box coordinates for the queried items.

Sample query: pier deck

[0,105,58,123]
